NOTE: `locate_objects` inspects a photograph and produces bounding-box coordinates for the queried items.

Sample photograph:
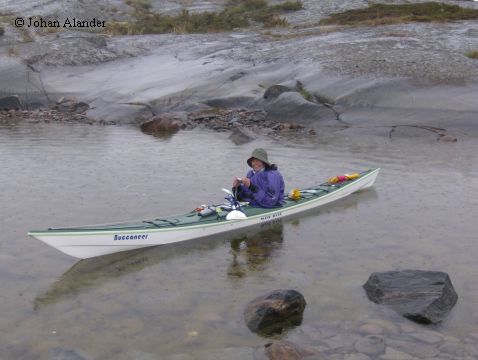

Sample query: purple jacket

[235,168,285,208]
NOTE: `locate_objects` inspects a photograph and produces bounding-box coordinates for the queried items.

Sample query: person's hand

[241,177,251,188]
[233,177,241,188]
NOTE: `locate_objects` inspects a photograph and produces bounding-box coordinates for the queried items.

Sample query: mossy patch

[466,50,478,59]
[320,2,478,26]
[106,0,303,35]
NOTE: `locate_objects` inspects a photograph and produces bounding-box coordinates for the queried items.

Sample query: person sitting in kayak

[232,148,285,208]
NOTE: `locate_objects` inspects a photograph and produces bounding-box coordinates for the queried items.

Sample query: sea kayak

[28,168,380,259]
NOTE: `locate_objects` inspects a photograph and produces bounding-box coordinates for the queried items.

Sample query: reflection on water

[228,224,284,278]
[1,121,478,359]
[33,248,152,310]
[34,225,286,310]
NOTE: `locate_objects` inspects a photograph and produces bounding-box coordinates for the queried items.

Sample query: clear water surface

[0,120,477,359]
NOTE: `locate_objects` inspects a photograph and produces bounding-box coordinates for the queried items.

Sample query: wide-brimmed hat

[247,148,272,167]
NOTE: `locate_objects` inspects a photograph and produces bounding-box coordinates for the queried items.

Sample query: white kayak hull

[29,168,379,259]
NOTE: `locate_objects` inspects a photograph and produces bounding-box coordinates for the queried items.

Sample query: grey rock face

[244,289,306,335]
[265,92,336,126]
[363,270,458,324]
[229,127,257,144]
[0,95,22,110]
[55,97,89,113]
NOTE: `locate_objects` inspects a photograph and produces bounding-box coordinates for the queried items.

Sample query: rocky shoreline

[0,101,317,144]
[1,1,478,142]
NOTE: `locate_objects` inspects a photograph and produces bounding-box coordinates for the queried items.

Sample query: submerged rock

[50,347,88,360]
[254,341,316,360]
[363,270,458,324]
[244,289,306,335]
[354,335,386,355]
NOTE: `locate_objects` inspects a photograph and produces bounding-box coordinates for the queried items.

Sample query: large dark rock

[363,270,458,324]
[0,95,22,110]
[244,289,306,335]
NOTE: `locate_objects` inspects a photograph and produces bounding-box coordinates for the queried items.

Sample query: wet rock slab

[363,270,458,324]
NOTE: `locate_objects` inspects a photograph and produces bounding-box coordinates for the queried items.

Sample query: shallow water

[0,121,477,359]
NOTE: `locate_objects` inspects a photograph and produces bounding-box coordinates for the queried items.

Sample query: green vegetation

[0,12,10,36]
[125,0,152,11]
[0,12,34,41]
[295,81,314,102]
[106,0,303,35]
[466,50,478,59]
[319,2,478,26]
[299,87,313,101]
[272,1,303,11]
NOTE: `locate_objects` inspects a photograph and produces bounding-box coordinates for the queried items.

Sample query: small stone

[323,333,358,350]
[354,335,386,355]
[408,331,443,344]
[439,135,457,142]
[439,339,465,356]
[263,341,316,360]
[50,347,86,360]
[359,323,384,335]
[399,323,418,333]
[344,354,371,360]
[381,347,416,360]
[387,340,440,358]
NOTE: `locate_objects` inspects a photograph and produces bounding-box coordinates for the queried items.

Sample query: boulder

[0,95,22,110]
[363,270,458,324]
[55,97,89,113]
[263,85,295,101]
[140,113,187,137]
[244,289,306,335]
[229,127,257,145]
